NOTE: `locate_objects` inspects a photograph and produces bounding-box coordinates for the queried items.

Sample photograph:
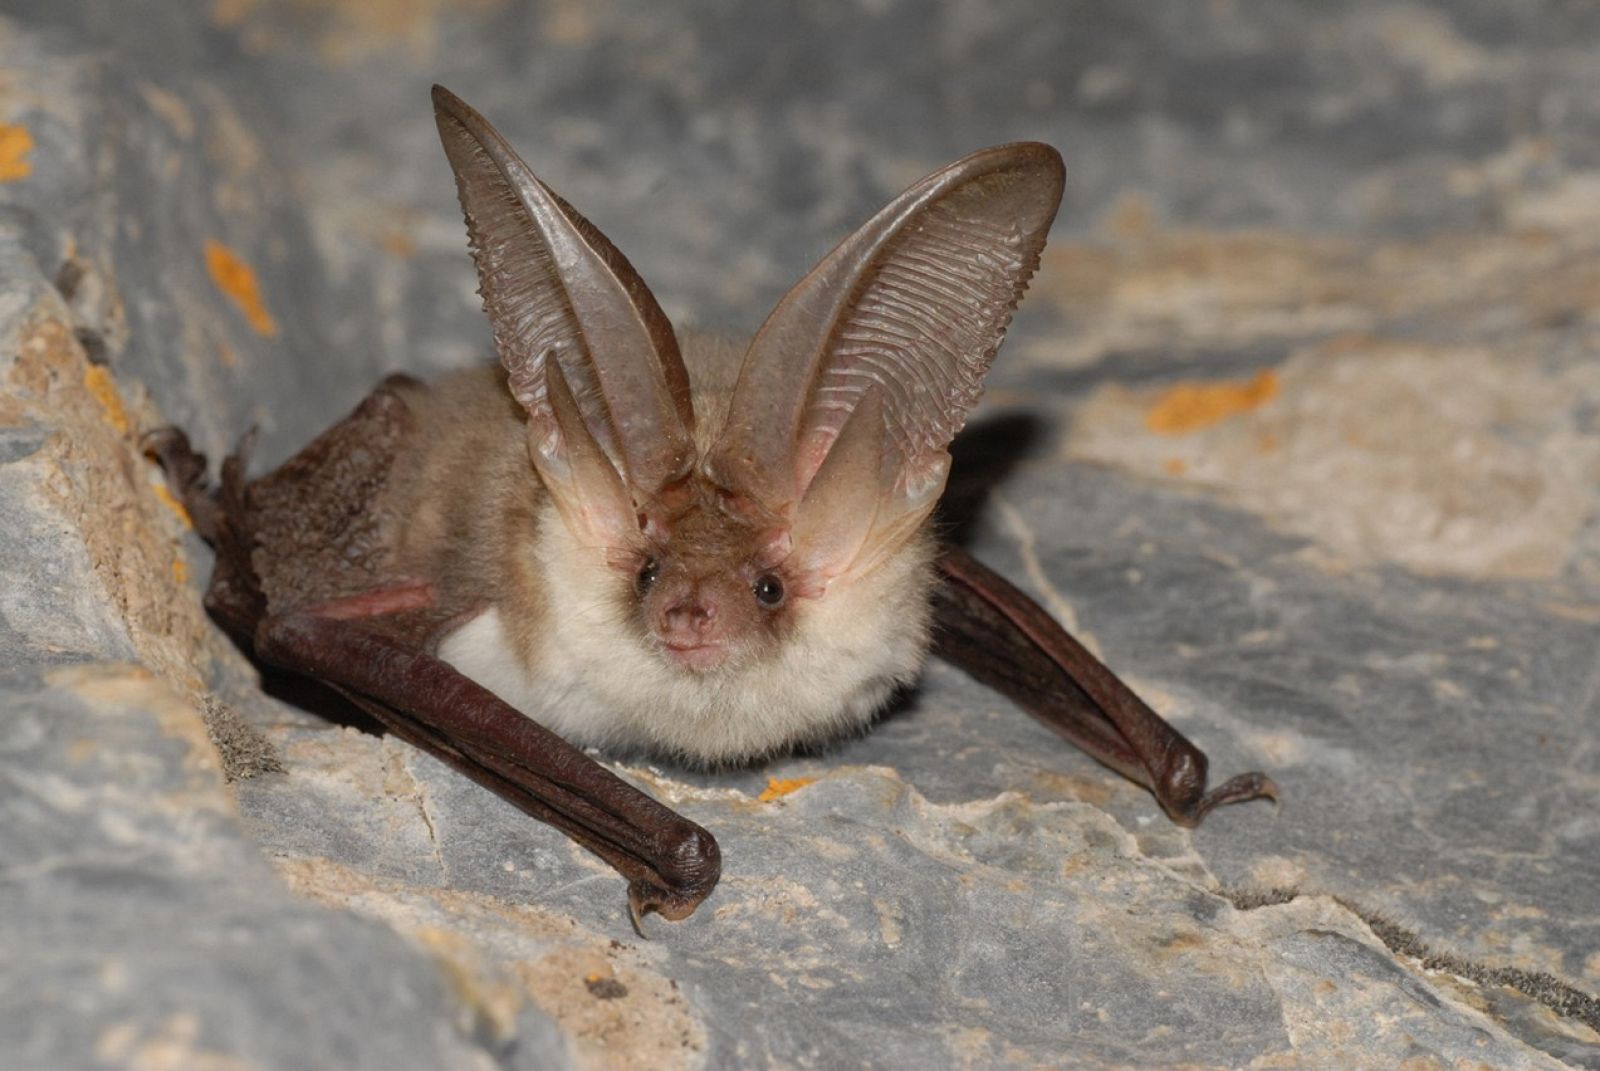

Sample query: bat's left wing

[933,545,1278,825]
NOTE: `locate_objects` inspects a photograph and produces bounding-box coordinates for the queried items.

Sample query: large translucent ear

[433,85,695,547]
[707,143,1064,584]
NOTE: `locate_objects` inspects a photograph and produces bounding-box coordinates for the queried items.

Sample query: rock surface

[2,2,1598,1068]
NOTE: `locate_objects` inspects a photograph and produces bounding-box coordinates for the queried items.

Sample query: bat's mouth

[660,640,729,673]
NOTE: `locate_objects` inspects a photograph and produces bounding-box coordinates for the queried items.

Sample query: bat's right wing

[146,386,721,926]
[256,602,720,923]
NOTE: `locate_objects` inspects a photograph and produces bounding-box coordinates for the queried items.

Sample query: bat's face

[518,467,936,764]
[623,488,793,674]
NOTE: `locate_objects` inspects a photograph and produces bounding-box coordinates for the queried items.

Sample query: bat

[146,86,1275,927]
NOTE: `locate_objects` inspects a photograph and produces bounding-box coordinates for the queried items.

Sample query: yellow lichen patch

[12,315,222,701]
[172,558,190,585]
[46,664,218,780]
[272,856,705,1071]
[82,364,130,435]
[209,0,257,28]
[1025,767,1116,808]
[139,83,196,140]
[204,238,278,337]
[1073,337,1600,581]
[758,776,816,803]
[544,1,595,46]
[380,228,416,258]
[410,926,524,1043]
[1144,369,1279,436]
[94,1012,255,1071]
[1102,190,1155,241]
[517,945,704,1070]
[151,480,194,530]
[0,123,34,181]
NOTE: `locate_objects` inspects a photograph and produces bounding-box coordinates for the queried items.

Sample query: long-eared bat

[147,86,1275,926]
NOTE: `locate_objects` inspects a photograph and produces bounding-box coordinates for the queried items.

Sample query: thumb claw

[626,876,711,935]
[627,891,650,940]
[1193,771,1280,822]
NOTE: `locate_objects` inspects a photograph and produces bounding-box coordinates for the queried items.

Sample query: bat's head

[433,85,1063,757]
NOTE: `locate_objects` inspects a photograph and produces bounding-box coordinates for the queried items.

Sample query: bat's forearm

[933,546,1277,825]
[256,610,721,923]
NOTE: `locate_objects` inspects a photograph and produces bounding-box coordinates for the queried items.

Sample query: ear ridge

[538,355,637,548]
[708,143,1064,523]
[431,85,695,512]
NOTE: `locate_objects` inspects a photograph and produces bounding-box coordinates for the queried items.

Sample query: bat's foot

[140,425,205,484]
[141,425,222,541]
[1151,749,1280,828]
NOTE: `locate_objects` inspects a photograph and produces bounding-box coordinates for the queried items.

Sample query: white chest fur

[436,521,935,765]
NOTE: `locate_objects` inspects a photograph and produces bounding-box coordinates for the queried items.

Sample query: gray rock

[2,2,1598,1068]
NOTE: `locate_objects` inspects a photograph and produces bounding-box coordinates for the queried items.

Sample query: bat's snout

[654,581,734,672]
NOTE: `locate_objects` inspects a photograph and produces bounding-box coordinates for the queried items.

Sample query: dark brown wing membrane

[934,546,1279,825]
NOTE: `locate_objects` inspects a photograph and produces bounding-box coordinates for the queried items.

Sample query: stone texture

[2,2,1598,1068]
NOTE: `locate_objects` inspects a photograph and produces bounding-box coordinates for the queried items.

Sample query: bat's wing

[145,381,720,924]
[933,545,1278,826]
[256,604,719,923]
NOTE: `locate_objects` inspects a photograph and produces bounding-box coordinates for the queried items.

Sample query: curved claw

[627,887,650,939]
[1173,771,1281,828]
[627,876,710,938]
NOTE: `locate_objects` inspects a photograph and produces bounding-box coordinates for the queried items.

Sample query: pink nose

[661,598,715,639]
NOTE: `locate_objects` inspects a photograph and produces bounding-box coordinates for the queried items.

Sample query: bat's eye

[637,558,660,594]
[753,573,785,608]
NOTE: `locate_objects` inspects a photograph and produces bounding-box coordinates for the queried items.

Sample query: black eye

[753,573,785,608]
[637,558,660,594]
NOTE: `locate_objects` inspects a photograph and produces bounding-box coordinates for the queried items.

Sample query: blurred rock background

[1,2,1597,1068]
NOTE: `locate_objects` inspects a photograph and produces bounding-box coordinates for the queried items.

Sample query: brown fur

[383,363,548,656]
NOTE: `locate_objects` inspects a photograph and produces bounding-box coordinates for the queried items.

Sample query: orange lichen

[380,228,417,259]
[758,776,815,802]
[210,0,256,28]
[545,4,595,46]
[0,124,34,181]
[204,239,279,337]
[1145,369,1279,436]
[152,482,194,530]
[1104,191,1155,241]
[1163,457,1187,476]
[82,364,130,435]
[172,558,190,584]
